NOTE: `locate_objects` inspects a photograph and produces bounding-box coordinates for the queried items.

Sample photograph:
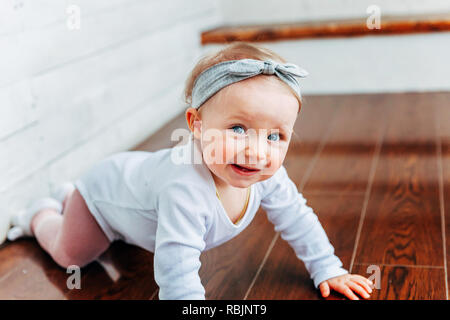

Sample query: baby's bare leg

[31,189,110,269]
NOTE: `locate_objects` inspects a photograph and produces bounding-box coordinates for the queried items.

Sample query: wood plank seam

[0,266,20,284]
[301,191,366,197]
[150,289,158,300]
[243,232,279,300]
[349,114,387,273]
[435,103,449,300]
[354,262,444,269]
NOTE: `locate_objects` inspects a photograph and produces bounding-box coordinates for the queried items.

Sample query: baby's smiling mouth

[231,163,260,172]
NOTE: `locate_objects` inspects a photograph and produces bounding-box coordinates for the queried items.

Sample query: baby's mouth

[231,164,260,172]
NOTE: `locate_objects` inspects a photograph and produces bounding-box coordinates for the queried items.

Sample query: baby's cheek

[202,140,223,165]
[264,147,286,174]
[223,137,243,163]
[269,148,284,166]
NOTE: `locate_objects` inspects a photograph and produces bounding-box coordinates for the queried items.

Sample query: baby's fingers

[348,281,371,299]
[319,282,330,298]
[335,284,360,300]
[353,277,373,295]
[353,275,374,288]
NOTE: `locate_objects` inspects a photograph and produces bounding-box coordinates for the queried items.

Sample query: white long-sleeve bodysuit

[74,132,348,299]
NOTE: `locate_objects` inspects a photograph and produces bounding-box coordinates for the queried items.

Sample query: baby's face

[191,76,299,188]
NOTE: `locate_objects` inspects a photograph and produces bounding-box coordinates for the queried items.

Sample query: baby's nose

[245,135,268,164]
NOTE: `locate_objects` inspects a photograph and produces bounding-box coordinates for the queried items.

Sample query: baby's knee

[51,248,93,269]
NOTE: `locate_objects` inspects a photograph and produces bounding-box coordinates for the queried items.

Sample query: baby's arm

[260,165,371,299]
[154,182,207,300]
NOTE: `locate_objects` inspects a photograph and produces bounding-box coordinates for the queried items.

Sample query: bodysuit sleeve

[154,182,208,300]
[260,165,349,288]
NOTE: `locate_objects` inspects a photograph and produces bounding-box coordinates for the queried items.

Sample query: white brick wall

[0,0,222,243]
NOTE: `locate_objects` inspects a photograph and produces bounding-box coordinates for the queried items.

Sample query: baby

[7,42,373,300]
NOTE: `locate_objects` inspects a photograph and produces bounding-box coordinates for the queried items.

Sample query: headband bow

[228,59,309,78]
[191,58,308,109]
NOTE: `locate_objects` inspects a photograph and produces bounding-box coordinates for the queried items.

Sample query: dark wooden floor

[0,91,449,300]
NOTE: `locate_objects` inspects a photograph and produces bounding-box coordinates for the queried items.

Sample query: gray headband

[191,58,308,109]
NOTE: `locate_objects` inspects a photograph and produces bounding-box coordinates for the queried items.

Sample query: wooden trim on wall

[201,13,450,44]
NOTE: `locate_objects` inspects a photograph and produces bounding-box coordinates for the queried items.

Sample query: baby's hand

[319,274,373,300]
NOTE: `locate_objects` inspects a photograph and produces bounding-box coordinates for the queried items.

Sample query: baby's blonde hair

[183,42,303,113]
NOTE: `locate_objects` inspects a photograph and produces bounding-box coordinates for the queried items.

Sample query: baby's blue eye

[230,126,282,141]
[231,125,245,134]
[268,133,280,141]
